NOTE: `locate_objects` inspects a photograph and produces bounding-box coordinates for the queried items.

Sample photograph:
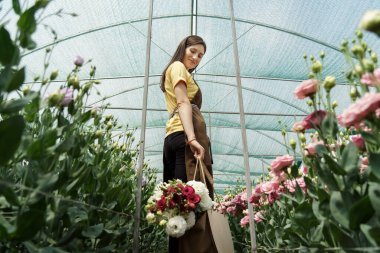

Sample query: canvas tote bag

[196,159,235,253]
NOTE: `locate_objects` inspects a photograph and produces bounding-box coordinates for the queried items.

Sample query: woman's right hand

[189,140,205,160]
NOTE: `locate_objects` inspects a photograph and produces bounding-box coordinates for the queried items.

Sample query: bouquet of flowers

[145,179,213,238]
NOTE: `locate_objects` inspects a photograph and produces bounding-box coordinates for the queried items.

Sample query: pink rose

[294,79,319,99]
[351,134,366,151]
[269,170,288,183]
[302,110,327,129]
[271,155,294,173]
[338,93,380,127]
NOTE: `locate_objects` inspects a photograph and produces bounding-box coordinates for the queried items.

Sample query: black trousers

[163,131,187,253]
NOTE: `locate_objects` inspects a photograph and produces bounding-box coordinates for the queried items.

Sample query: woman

[161,35,217,253]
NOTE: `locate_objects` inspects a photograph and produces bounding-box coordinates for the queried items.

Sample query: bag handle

[193,158,223,206]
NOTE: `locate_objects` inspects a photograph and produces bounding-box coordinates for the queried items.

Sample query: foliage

[220,21,380,253]
[0,1,166,252]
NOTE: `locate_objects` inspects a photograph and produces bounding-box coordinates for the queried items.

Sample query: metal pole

[132,0,154,252]
[228,0,257,252]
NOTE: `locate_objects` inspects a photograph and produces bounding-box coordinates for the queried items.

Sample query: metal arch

[197,79,308,113]
[87,80,308,113]
[22,14,342,57]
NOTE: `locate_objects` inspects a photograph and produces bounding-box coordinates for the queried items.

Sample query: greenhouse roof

[5,0,380,190]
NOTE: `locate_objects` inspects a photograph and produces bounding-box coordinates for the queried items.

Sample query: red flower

[302,110,327,129]
[182,185,195,196]
[172,193,182,204]
[166,186,177,195]
[187,194,201,204]
[156,196,167,211]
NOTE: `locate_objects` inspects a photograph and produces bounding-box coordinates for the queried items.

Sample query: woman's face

[182,44,205,70]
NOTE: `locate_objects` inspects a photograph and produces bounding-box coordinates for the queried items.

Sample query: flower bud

[159,220,167,226]
[289,139,296,150]
[371,52,378,63]
[359,10,380,36]
[106,121,113,130]
[320,51,325,59]
[355,29,364,39]
[310,55,315,61]
[105,114,113,121]
[311,60,322,73]
[308,72,316,79]
[90,66,96,77]
[83,82,92,93]
[303,54,307,59]
[74,56,84,67]
[50,69,59,80]
[354,64,364,76]
[323,75,336,91]
[341,39,348,48]
[363,59,375,72]
[95,130,103,138]
[281,129,286,136]
[68,76,80,89]
[22,85,30,96]
[41,78,48,85]
[47,92,63,107]
[332,100,338,109]
[34,75,40,82]
[94,80,101,84]
[45,47,51,53]
[307,100,313,107]
[351,45,364,58]
[350,87,358,100]
[300,134,306,143]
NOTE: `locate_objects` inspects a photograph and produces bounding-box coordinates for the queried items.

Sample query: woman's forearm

[178,101,196,140]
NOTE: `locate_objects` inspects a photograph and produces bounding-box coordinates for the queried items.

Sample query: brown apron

[171,86,218,253]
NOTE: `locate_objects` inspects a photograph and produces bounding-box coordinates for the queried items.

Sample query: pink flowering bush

[225,21,380,252]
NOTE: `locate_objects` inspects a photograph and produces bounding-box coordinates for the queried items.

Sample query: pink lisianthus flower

[304,140,324,156]
[270,155,294,173]
[60,87,74,106]
[302,110,327,130]
[240,215,250,227]
[360,156,369,174]
[361,68,380,86]
[254,212,264,223]
[294,79,319,99]
[293,121,305,133]
[351,134,366,151]
[260,180,280,194]
[338,93,380,127]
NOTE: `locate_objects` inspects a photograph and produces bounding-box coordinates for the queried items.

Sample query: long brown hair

[160,35,206,92]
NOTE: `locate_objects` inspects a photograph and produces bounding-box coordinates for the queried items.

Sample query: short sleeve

[168,61,188,88]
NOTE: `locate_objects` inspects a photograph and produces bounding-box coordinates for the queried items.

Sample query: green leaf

[341,143,359,173]
[0,116,25,165]
[321,112,338,138]
[12,0,22,14]
[368,153,380,179]
[15,199,46,241]
[361,131,380,146]
[0,181,20,206]
[312,220,324,243]
[360,224,380,247]
[67,206,88,224]
[0,26,19,66]
[56,136,76,153]
[323,154,346,175]
[7,67,25,92]
[368,183,380,215]
[293,201,318,229]
[82,223,104,238]
[348,196,374,230]
[316,162,339,191]
[39,247,69,253]
[0,213,16,237]
[330,191,349,229]
[304,177,317,199]
[17,7,38,49]
[0,91,38,114]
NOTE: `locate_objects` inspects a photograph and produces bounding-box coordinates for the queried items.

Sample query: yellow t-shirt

[164,61,199,137]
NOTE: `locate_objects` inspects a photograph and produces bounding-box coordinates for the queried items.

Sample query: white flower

[146,212,155,223]
[185,211,196,230]
[187,180,213,211]
[162,209,177,219]
[165,216,187,238]
[199,197,213,211]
